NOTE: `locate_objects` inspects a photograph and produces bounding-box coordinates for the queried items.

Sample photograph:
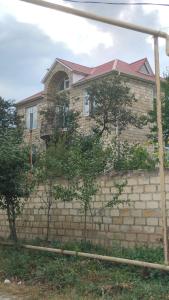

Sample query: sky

[0,0,169,101]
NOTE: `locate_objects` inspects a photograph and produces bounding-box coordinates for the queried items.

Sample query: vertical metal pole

[29,112,33,174]
[154,36,169,265]
[29,129,33,173]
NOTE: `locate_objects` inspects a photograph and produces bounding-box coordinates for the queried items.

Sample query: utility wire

[62,1,169,6]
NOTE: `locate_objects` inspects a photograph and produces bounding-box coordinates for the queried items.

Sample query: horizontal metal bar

[0,241,168,272]
[20,0,168,39]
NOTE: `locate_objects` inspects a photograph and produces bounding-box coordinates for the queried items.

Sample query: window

[140,62,152,75]
[83,91,90,116]
[26,106,37,129]
[55,104,69,129]
[83,91,97,116]
[59,78,69,91]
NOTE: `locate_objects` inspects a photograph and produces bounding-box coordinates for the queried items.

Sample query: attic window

[139,62,152,75]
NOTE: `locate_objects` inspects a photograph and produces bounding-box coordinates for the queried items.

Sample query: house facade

[16,57,155,147]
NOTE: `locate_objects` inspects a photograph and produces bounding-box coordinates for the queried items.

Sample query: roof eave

[41,58,73,84]
[73,70,155,87]
[16,94,44,107]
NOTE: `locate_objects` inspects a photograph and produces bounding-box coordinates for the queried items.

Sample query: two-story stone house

[16,57,155,147]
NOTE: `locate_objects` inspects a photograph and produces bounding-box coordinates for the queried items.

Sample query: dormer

[42,58,92,99]
[130,58,154,76]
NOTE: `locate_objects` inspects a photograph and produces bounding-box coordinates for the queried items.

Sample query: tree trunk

[6,202,17,243]
[46,201,51,242]
[46,181,53,241]
[84,203,87,243]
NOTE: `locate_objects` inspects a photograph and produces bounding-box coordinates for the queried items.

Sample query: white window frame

[83,91,90,116]
[26,105,38,130]
[64,78,69,89]
[59,77,70,91]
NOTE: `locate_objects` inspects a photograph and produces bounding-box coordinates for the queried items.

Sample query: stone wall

[0,170,169,248]
[17,69,154,146]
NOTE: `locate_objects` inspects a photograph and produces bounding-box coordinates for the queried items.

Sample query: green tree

[148,75,169,147]
[86,74,144,135]
[37,92,80,240]
[0,98,33,242]
[39,91,128,241]
[53,134,109,241]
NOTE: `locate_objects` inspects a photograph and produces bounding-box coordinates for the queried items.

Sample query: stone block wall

[0,169,169,248]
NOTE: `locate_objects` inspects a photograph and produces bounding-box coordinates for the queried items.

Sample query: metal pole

[29,129,33,173]
[20,0,169,39]
[19,0,169,265]
[154,36,169,265]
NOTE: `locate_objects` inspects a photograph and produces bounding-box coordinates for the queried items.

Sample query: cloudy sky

[0,0,169,101]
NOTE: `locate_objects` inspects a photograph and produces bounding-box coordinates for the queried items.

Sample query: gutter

[73,69,155,87]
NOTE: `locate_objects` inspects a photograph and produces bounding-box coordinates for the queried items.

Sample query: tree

[148,74,169,147]
[37,92,80,240]
[0,97,33,242]
[53,134,110,241]
[39,91,129,241]
[38,79,153,241]
[87,74,144,136]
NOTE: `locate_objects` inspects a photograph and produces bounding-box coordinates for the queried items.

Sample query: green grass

[0,241,169,299]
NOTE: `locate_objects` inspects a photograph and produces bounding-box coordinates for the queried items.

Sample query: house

[16,57,155,147]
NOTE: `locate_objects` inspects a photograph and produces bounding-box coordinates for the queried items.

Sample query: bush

[109,139,156,171]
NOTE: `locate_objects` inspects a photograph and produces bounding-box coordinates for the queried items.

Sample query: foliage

[1,243,169,300]
[0,96,21,131]
[148,74,169,147]
[38,80,154,241]
[40,91,79,145]
[37,94,80,240]
[86,74,145,135]
[0,97,33,242]
[106,138,156,172]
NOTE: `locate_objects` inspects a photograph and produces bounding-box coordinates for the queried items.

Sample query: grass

[0,240,169,299]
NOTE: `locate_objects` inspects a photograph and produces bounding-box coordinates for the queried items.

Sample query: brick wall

[0,169,169,248]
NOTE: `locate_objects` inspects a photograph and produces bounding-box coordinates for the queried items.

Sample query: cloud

[0,15,76,100]
[0,0,169,100]
[0,15,112,101]
[0,0,114,55]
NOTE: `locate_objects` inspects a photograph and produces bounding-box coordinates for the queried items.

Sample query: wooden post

[154,36,169,265]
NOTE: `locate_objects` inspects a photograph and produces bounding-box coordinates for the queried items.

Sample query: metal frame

[19,0,169,264]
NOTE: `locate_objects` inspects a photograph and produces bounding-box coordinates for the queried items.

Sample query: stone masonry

[16,59,155,146]
[0,169,169,248]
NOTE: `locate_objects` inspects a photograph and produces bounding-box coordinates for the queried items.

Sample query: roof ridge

[130,57,147,65]
[93,58,116,68]
[57,57,92,70]
[112,59,118,70]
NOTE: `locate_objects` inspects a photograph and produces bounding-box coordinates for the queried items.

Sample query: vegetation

[87,74,145,136]
[37,77,156,241]
[0,242,169,300]
[0,97,33,242]
[148,74,169,147]
[107,138,156,172]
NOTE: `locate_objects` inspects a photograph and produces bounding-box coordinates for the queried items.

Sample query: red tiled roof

[75,58,155,83]
[19,57,155,105]
[130,58,147,72]
[57,58,92,75]
[16,91,44,106]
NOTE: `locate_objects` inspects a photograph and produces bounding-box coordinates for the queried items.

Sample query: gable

[139,61,153,76]
[130,58,154,76]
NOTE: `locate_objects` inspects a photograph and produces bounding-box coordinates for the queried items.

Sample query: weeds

[0,241,169,300]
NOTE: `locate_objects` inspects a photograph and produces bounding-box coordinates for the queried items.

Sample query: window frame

[26,105,38,130]
[83,91,90,117]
